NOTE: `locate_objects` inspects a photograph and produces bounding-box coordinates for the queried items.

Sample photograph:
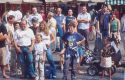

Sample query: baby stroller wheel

[87,65,98,76]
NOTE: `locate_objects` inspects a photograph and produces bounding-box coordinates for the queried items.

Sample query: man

[14,19,35,79]
[0,17,9,79]
[47,12,57,51]
[65,9,76,32]
[77,5,91,48]
[5,15,16,75]
[121,12,125,50]
[54,7,65,51]
[40,9,46,21]
[29,7,43,26]
[99,4,111,38]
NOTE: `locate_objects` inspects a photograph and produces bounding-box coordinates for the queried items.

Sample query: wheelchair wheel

[87,65,98,76]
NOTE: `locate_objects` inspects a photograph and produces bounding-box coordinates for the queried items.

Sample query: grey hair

[48,12,54,17]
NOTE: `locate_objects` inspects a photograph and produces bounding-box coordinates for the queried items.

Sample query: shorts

[101,66,111,71]
[0,47,7,66]
[77,46,84,57]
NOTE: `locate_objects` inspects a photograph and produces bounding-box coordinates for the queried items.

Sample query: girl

[100,38,113,80]
[34,34,47,80]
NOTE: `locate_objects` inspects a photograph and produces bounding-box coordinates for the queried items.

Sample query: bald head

[57,7,62,15]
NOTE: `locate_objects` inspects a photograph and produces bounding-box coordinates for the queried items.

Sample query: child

[100,37,113,80]
[34,34,47,80]
[62,22,85,80]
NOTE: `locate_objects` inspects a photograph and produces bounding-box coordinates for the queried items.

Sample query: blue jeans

[18,46,35,78]
[101,30,109,38]
[78,29,89,48]
[63,48,77,80]
[46,48,56,77]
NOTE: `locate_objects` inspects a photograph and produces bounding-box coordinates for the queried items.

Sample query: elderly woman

[47,12,57,51]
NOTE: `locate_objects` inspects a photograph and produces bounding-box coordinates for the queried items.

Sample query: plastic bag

[88,26,96,41]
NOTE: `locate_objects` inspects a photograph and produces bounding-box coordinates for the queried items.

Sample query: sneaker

[52,75,56,79]
[77,70,86,75]
[71,76,77,80]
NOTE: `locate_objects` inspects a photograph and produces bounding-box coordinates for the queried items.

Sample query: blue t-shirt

[62,32,84,57]
[65,16,75,31]
[62,32,84,48]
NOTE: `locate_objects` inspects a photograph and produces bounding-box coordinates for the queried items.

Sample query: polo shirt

[77,12,91,30]
[14,28,35,46]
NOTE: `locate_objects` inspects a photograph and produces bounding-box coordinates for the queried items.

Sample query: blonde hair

[39,21,49,36]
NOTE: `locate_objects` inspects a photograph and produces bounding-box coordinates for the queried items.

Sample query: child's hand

[46,44,50,48]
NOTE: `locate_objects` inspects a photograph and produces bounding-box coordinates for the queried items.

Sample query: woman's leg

[46,48,56,78]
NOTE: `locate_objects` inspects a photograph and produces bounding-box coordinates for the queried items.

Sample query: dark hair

[103,4,108,8]
[80,3,86,7]
[7,15,15,20]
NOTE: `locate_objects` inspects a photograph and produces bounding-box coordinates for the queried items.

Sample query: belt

[122,31,125,33]
[18,45,31,47]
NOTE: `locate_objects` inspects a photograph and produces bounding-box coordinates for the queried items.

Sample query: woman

[39,21,56,79]
[110,13,121,45]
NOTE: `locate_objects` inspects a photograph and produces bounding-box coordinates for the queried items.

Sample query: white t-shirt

[39,31,52,45]
[77,12,91,30]
[5,23,14,35]
[34,42,47,55]
[14,28,35,46]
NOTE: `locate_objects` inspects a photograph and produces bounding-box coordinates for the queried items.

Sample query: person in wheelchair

[62,22,85,80]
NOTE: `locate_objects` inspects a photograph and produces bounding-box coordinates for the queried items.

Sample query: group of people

[0,3,125,80]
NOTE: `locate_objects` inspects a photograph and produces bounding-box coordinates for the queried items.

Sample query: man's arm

[62,17,66,32]
[77,13,91,23]
[29,38,35,52]
[0,33,7,41]
[117,19,121,33]
[77,39,85,46]
[77,19,90,23]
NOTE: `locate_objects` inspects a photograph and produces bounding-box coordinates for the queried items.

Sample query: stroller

[87,40,122,76]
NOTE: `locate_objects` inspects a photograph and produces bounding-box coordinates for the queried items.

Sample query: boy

[62,22,85,80]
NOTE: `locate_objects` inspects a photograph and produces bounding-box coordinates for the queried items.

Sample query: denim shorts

[77,46,85,57]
